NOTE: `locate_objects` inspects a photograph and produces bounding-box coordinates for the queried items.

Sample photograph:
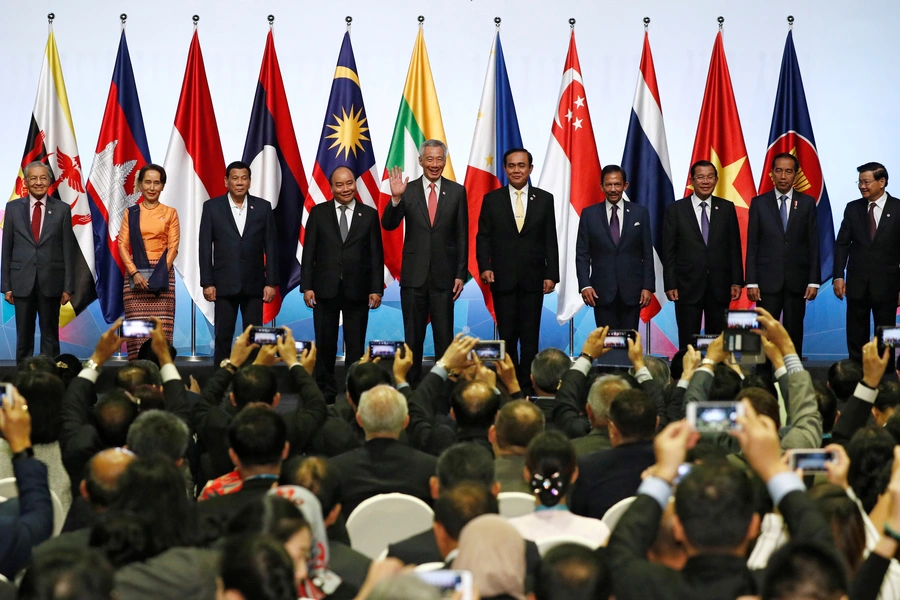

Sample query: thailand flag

[86,30,150,323]
[242,29,308,324]
[463,31,525,319]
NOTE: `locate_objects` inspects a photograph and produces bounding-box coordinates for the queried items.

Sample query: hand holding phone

[788,449,836,473]
[369,340,404,359]
[604,330,637,349]
[686,401,744,434]
[468,340,505,361]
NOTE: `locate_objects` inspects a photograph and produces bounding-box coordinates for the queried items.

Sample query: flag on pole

[242,28,308,324]
[463,31,525,320]
[538,31,602,324]
[376,26,455,285]
[621,31,676,329]
[684,30,755,307]
[8,28,97,325]
[86,30,151,323]
[758,29,834,282]
[160,29,225,325]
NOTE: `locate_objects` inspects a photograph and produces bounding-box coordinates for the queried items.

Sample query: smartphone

[250,327,285,345]
[726,310,760,330]
[878,326,900,347]
[369,340,404,359]
[725,310,762,354]
[674,462,692,485]
[415,570,473,600]
[686,401,744,433]
[604,329,638,349]
[789,449,836,473]
[0,383,12,408]
[692,334,718,350]
[120,319,154,338]
[468,340,506,361]
[295,341,313,353]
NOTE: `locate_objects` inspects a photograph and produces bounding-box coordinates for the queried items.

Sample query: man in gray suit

[2,161,75,363]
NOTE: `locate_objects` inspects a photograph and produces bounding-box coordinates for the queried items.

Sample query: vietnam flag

[685,31,755,307]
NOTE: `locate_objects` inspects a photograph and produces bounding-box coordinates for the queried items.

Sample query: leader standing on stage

[383,140,468,382]
[477,148,559,383]
[301,166,384,398]
[1,161,75,363]
[576,165,654,331]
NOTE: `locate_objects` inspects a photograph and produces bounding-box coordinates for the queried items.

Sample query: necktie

[700,201,709,244]
[869,202,877,240]
[339,205,349,242]
[779,195,788,230]
[31,200,42,242]
[428,183,437,225]
[515,190,525,232]
[610,203,620,246]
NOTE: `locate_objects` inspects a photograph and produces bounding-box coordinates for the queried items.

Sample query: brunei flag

[376,26,454,285]
[7,28,97,325]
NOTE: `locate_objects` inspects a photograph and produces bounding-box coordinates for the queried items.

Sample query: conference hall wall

[0,0,896,361]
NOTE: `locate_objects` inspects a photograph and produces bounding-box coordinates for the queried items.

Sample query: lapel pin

[634,222,640,226]
[250,205,255,209]
[715,206,719,210]
[48,210,52,215]
[888,214,892,218]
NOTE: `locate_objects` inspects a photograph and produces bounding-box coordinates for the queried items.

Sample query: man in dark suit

[301,166,385,397]
[477,148,559,383]
[1,161,75,363]
[576,165,654,330]
[746,153,820,359]
[199,161,279,364]
[383,140,468,382]
[663,160,744,350]
[834,162,900,367]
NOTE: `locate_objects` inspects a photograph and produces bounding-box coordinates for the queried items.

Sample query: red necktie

[428,183,437,225]
[869,202,877,240]
[31,200,42,242]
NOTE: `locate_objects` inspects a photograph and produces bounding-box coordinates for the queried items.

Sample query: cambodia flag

[242,29,308,324]
[759,30,834,282]
[86,30,151,323]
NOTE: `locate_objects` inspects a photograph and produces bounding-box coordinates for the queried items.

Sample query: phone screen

[121,319,154,338]
[727,311,759,330]
[690,402,743,433]
[791,451,836,472]
[473,342,503,360]
[251,327,284,345]
[369,341,402,359]
[881,327,900,347]
[416,570,472,600]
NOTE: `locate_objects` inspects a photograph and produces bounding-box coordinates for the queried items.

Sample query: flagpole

[188,13,202,362]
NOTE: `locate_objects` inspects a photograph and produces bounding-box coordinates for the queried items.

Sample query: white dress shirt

[691,194,713,231]
[335,199,356,230]
[509,183,529,219]
[29,195,47,238]
[606,199,626,237]
[229,193,248,236]
[390,176,441,207]
[868,190,888,229]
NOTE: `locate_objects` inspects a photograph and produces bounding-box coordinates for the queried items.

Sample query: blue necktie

[700,202,709,244]
[780,195,788,230]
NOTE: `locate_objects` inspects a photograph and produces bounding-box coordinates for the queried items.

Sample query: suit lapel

[765,192,785,234]
[873,195,897,244]
[345,202,366,242]
[519,189,540,234]
[411,177,431,226]
[431,177,451,229]
[599,201,614,246]
[501,187,518,232]
[684,198,704,243]
[37,198,56,245]
[223,196,241,236]
[619,201,635,244]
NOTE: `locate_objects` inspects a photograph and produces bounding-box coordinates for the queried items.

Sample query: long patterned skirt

[122,258,176,360]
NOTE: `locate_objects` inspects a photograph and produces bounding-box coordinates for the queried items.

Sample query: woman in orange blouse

[118,164,180,359]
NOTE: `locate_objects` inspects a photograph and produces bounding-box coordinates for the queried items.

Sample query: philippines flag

[538,31,603,324]
[621,31,676,349]
[463,30,524,319]
[758,30,834,282]
[86,30,151,323]
[160,29,225,325]
[242,28,308,324]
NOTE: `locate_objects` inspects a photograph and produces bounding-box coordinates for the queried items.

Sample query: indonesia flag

[621,31,676,345]
[160,29,225,325]
[463,30,525,319]
[86,30,151,323]
[242,28,308,324]
[538,31,602,324]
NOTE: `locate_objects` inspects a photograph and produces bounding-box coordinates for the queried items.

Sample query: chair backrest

[0,477,17,501]
[536,535,600,556]
[0,477,67,538]
[414,562,446,572]
[346,493,434,559]
[497,492,536,519]
[600,496,637,533]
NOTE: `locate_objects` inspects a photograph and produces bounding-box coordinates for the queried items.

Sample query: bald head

[357,384,408,438]
[82,448,137,510]
[451,381,499,429]
[494,400,545,452]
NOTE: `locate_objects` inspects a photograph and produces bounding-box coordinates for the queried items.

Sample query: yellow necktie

[515,191,524,232]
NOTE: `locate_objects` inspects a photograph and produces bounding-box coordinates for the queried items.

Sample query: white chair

[0,477,66,537]
[536,535,600,556]
[0,477,16,500]
[600,496,637,533]
[414,562,446,572]
[346,493,434,559]
[497,492,536,519]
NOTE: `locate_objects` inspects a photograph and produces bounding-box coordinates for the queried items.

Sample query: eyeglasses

[857,180,877,187]
[692,175,717,182]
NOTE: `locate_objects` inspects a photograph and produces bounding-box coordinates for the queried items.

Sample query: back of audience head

[531,348,571,395]
[82,447,137,510]
[828,359,863,403]
[93,390,139,448]
[742,372,777,399]
[279,456,343,527]
[433,482,498,558]
[219,534,298,600]
[525,431,577,507]
[874,380,900,427]
[137,338,176,366]
[229,406,289,472]
[532,543,611,600]
[433,442,496,497]
[454,514,526,600]
[490,400,545,455]
[847,426,896,513]
[346,361,393,409]
[55,353,82,387]
[814,383,839,435]
[631,354,671,387]
[19,354,59,376]
[125,409,190,464]
[131,384,164,412]
[807,483,866,574]
[587,375,631,428]
[761,541,849,600]
[736,387,781,429]
[356,384,408,439]
[608,389,658,445]
[669,349,687,382]
[16,371,64,444]
[709,364,742,400]
[114,361,160,393]
[232,364,280,408]
[19,546,115,600]
[450,380,500,429]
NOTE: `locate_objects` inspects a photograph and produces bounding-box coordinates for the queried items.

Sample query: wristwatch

[579,352,594,362]
[83,359,101,371]
[434,359,448,371]
[700,358,717,367]
[11,447,34,462]
[220,359,238,373]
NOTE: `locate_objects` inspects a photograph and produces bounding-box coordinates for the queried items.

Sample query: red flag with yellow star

[685,31,755,307]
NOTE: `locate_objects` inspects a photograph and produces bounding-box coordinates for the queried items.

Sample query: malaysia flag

[242,28,308,324]
[86,30,151,323]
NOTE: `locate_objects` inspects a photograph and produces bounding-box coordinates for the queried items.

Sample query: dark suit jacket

[576,200,654,305]
[328,438,437,517]
[0,457,54,579]
[196,476,277,542]
[198,194,278,296]
[746,190,820,293]
[300,200,384,301]
[662,196,743,304]
[834,194,900,302]
[569,440,656,519]
[1,195,75,297]
[476,186,559,292]
[381,176,468,289]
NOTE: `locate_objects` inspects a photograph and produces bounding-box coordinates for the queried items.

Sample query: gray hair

[125,410,190,462]
[368,574,440,600]
[357,384,408,435]
[418,139,447,157]
[629,355,671,387]
[530,348,571,394]
[587,375,632,422]
[23,161,52,180]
